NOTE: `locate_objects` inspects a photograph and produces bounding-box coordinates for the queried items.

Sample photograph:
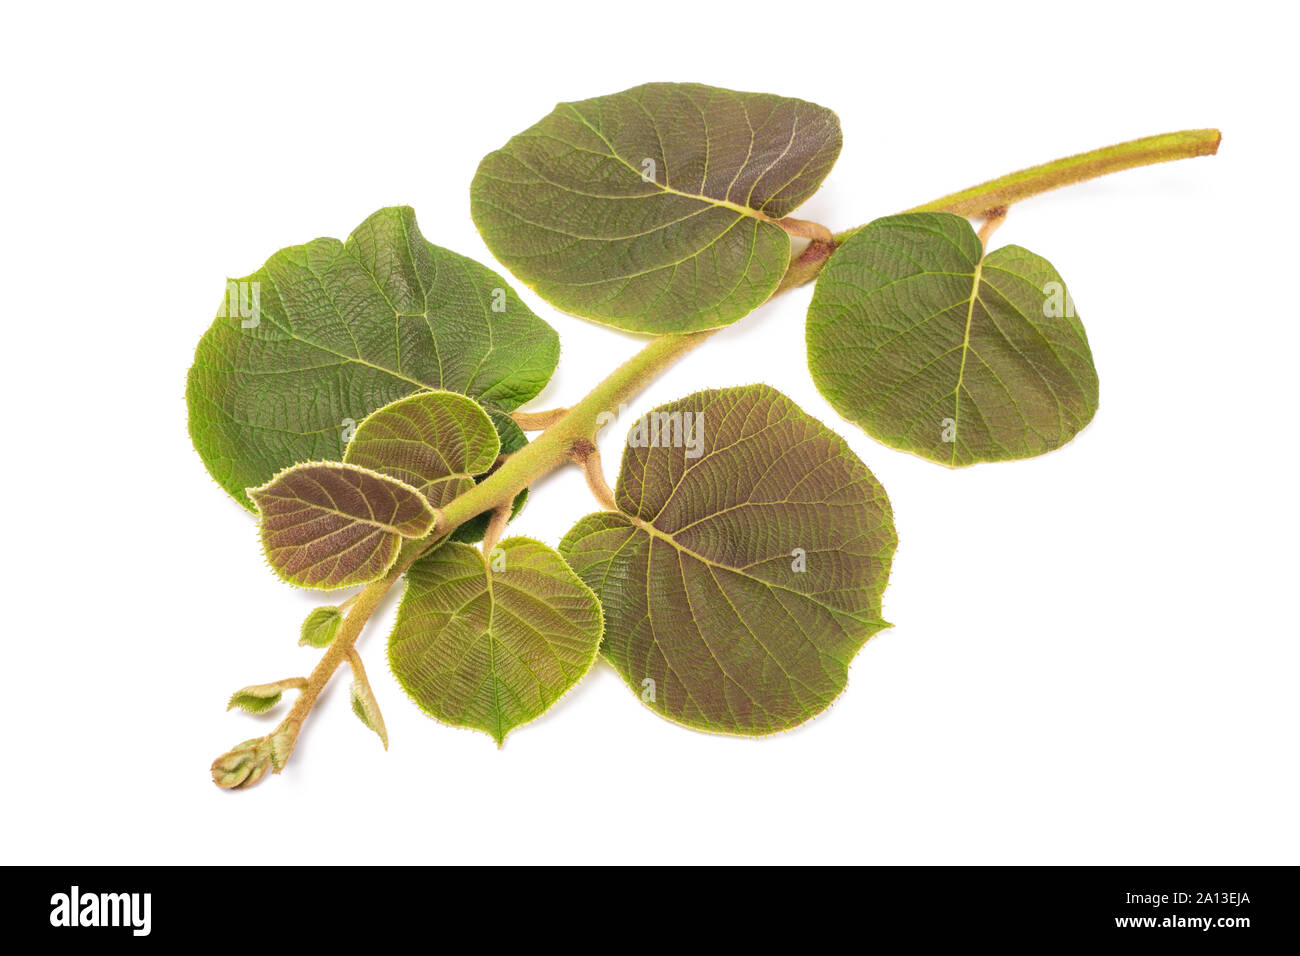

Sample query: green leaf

[299,606,343,648]
[471,82,841,333]
[349,679,388,750]
[187,206,559,509]
[343,390,500,506]
[249,462,436,590]
[227,682,290,715]
[389,538,603,746]
[342,390,528,545]
[806,212,1099,466]
[559,385,896,735]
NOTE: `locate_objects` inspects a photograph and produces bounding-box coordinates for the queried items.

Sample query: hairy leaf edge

[247,460,438,592]
[386,536,605,746]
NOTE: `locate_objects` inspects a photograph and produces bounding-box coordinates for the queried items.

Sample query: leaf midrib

[950,254,986,466]
[622,512,884,630]
[268,496,423,537]
[562,103,785,226]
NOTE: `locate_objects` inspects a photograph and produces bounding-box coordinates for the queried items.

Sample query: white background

[2,1,1295,865]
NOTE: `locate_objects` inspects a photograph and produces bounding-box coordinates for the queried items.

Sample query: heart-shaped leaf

[560,385,896,735]
[471,82,841,333]
[389,538,603,745]
[806,212,1099,466]
[249,462,436,590]
[187,206,559,509]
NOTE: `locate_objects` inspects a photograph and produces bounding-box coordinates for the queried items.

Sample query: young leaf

[300,606,343,648]
[560,385,896,736]
[343,390,500,506]
[211,737,274,789]
[389,538,603,746]
[249,462,437,590]
[349,679,388,750]
[211,722,299,790]
[343,390,530,545]
[187,206,559,509]
[227,682,290,714]
[806,212,1099,466]
[471,82,841,334]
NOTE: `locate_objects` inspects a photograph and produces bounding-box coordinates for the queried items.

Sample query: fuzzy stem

[436,331,711,533]
[262,538,425,772]
[573,444,618,511]
[773,129,1219,295]
[910,128,1220,216]
[977,207,1008,249]
[480,504,512,556]
[510,407,569,430]
[832,128,1221,246]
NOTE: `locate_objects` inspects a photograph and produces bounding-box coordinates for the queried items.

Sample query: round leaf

[249,462,436,590]
[389,538,603,745]
[187,206,559,508]
[344,390,528,544]
[807,212,1099,466]
[472,82,841,333]
[299,606,343,647]
[560,385,896,735]
[343,390,500,506]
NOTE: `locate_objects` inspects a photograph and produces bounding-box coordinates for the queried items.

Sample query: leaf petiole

[571,440,617,512]
[480,505,512,556]
[977,207,1008,248]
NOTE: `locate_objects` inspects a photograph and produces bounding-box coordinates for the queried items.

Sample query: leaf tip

[244,483,269,513]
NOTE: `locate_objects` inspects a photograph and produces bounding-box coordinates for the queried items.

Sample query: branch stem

[221,127,1219,786]
[436,331,711,534]
[832,128,1221,247]
[262,538,426,772]
[230,334,710,781]
[510,407,569,430]
[910,128,1219,218]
